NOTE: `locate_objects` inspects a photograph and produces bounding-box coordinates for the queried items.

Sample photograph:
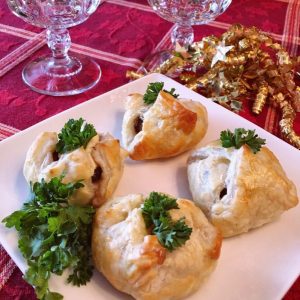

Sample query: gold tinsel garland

[127,24,300,149]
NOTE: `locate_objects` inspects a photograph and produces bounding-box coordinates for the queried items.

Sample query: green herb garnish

[2,176,95,300]
[220,128,266,153]
[142,192,192,252]
[56,118,97,154]
[143,82,179,105]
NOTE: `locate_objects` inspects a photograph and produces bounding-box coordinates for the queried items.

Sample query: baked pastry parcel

[23,132,127,207]
[92,193,222,300]
[122,89,208,160]
[187,140,299,237]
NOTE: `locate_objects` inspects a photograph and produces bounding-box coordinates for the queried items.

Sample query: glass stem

[46,27,71,65]
[171,24,194,48]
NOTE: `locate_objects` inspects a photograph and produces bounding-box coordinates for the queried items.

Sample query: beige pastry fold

[122,90,208,160]
[92,193,222,300]
[187,141,299,237]
[23,132,127,207]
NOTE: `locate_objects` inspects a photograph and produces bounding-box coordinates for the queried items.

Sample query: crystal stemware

[145,0,231,71]
[7,0,102,96]
[149,0,232,47]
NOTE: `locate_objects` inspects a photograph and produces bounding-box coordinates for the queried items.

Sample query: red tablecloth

[0,0,299,299]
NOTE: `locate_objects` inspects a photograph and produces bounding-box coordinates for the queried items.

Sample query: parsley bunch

[220,128,266,154]
[143,82,179,105]
[142,192,192,252]
[2,176,95,300]
[56,118,97,154]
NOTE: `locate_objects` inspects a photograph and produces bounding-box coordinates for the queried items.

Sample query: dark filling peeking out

[52,151,59,161]
[134,116,143,134]
[91,166,103,183]
[220,188,227,199]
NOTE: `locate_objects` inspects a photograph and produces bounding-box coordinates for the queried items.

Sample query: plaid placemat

[0,0,299,299]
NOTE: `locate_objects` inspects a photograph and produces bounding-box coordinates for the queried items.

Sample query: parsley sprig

[2,176,95,300]
[56,118,97,154]
[143,82,179,105]
[142,192,192,252]
[220,128,266,154]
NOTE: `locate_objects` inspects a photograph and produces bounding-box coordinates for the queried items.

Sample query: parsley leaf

[142,192,192,252]
[56,118,97,154]
[220,128,266,154]
[143,82,179,105]
[154,217,192,252]
[142,191,178,228]
[2,176,95,300]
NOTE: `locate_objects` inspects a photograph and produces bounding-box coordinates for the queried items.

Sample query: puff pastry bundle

[122,88,208,160]
[92,193,222,300]
[187,140,299,237]
[23,130,127,207]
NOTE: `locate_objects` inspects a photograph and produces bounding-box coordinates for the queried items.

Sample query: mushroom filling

[219,188,227,199]
[91,166,103,183]
[134,116,143,134]
[52,151,59,162]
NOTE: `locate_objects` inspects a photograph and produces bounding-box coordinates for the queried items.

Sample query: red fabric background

[0,0,299,299]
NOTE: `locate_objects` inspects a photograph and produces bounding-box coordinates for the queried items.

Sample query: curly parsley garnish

[2,176,95,300]
[142,192,192,252]
[56,118,97,154]
[220,128,266,154]
[143,82,179,105]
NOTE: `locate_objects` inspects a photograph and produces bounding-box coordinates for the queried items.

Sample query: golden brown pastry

[23,132,127,207]
[92,193,222,300]
[187,141,299,237]
[122,90,208,160]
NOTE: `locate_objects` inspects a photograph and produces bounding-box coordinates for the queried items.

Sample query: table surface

[0,0,299,299]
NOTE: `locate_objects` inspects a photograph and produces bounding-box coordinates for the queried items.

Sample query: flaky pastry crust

[187,141,299,237]
[23,132,127,207]
[92,194,221,300]
[122,91,208,160]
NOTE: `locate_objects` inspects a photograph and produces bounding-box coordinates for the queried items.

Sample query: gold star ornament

[211,41,234,67]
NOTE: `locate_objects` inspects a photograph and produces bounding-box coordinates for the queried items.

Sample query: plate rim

[0,73,299,300]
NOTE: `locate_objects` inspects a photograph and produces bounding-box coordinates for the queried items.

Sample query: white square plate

[0,73,299,300]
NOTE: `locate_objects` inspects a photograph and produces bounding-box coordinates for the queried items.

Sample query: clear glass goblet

[7,0,101,96]
[148,0,232,48]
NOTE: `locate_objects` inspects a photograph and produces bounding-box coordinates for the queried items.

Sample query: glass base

[141,50,181,78]
[22,54,101,96]
[140,50,171,72]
